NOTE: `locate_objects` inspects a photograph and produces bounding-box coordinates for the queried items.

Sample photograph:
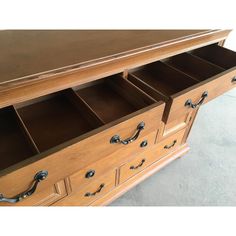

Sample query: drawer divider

[128,73,168,101]
[187,52,225,71]
[66,88,106,126]
[107,75,157,108]
[12,106,40,154]
[161,61,200,83]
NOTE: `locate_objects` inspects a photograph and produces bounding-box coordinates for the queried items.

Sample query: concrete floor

[110,88,236,206]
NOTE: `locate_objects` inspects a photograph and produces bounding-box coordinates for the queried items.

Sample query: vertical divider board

[0,105,41,171]
[65,88,106,127]
[106,75,158,108]
[12,106,40,154]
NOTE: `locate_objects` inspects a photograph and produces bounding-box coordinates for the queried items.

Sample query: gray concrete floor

[110,88,236,206]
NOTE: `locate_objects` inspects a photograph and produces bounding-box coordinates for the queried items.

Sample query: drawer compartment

[55,170,116,206]
[190,44,236,70]
[75,74,158,124]
[0,106,38,171]
[128,44,236,135]
[0,75,164,205]
[15,89,103,152]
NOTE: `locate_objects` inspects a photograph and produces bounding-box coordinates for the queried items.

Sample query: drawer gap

[75,74,157,124]
[14,89,103,152]
[0,106,39,171]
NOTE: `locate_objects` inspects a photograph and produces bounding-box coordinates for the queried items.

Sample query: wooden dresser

[0,30,235,206]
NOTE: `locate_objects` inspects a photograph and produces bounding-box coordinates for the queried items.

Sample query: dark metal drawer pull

[0,170,48,203]
[232,76,236,83]
[164,140,177,149]
[85,184,105,197]
[110,122,145,145]
[130,159,146,170]
[85,170,95,179]
[185,91,208,109]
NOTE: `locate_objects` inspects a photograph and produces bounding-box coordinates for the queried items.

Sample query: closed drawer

[119,128,186,184]
[119,149,160,184]
[155,128,186,158]
[65,131,154,189]
[54,170,116,206]
[0,75,164,206]
[128,44,236,136]
[0,177,68,206]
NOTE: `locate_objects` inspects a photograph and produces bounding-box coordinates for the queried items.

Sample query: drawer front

[0,103,164,199]
[54,171,116,206]
[0,179,68,206]
[119,149,159,184]
[64,131,155,189]
[156,128,186,158]
[168,67,236,123]
[163,111,192,137]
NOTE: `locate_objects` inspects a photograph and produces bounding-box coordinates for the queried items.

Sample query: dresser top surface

[0,30,223,85]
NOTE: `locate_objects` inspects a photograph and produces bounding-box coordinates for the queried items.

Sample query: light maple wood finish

[155,128,186,157]
[119,128,186,184]
[54,171,116,206]
[0,179,68,206]
[128,47,236,136]
[0,30,231,109]
[90,144,190,206]
[54,131,156,190]
[119,148,161,184]
[0,101,163,194]
[119,149,161,184]
[0,30,235,206]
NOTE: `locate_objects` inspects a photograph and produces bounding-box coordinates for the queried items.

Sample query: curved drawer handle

[110,122,145,145]
[232,76,236,83]
[0,170,48,203]
[84,184,105,197]
[185,91,208,109]
[164,140,177,149]
[130,159,146,170]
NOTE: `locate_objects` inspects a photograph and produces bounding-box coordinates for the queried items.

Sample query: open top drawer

[0,74,164,205]
[128,44,236,134]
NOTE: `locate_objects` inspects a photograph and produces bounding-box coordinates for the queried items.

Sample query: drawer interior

[0,106,38,170]
[0,75,158,172]
[163,53,224,81]
[130,61,198,98]
[190,44,236,70]
[75,75,156,124]
[15,90,103,152]
[128,44,235,100]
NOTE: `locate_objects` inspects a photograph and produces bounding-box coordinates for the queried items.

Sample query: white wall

[224,30,236,50]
